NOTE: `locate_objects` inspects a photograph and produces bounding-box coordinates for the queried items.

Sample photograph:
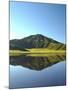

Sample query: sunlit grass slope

[10,48,65,56]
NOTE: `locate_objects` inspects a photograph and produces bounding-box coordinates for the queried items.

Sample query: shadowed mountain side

[10,34,66,50]
[10,55,65,71]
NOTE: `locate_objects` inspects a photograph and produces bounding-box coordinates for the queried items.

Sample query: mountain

[10,34,66,50]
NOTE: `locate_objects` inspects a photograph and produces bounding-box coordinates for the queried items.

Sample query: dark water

[9,55,66,89]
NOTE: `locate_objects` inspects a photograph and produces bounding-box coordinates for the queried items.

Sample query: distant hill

[10,34,66,50]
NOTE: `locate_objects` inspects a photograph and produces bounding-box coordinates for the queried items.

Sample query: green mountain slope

[10,34,66,50]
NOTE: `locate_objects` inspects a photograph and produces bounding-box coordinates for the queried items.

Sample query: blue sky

[10,1,66,43]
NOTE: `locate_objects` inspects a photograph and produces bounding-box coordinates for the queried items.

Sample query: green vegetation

[10,34,66,50]
[10,34,66,56]
[10,48,65,56]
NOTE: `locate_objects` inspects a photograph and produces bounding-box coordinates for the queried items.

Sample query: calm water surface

[9,55,66,89]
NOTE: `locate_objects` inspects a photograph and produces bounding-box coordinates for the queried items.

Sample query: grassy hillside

[10,48,65,56]
[10,34,66,50]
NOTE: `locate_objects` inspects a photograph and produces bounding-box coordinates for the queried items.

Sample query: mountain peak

[26,34,46,40]
[10,34,65,50]
[33,34,46,37]
[35,34,44,36]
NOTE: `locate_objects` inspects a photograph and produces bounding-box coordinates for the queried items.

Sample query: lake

[9,54,66,89]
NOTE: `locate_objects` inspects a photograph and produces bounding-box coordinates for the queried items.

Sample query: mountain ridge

[10,34,66,50]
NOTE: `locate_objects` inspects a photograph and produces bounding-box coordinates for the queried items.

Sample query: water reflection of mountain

[10,55,65,71]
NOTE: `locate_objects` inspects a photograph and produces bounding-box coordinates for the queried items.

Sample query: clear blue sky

[10,1,66,43]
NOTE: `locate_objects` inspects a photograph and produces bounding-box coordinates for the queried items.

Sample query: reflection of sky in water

[10,61,66,89]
